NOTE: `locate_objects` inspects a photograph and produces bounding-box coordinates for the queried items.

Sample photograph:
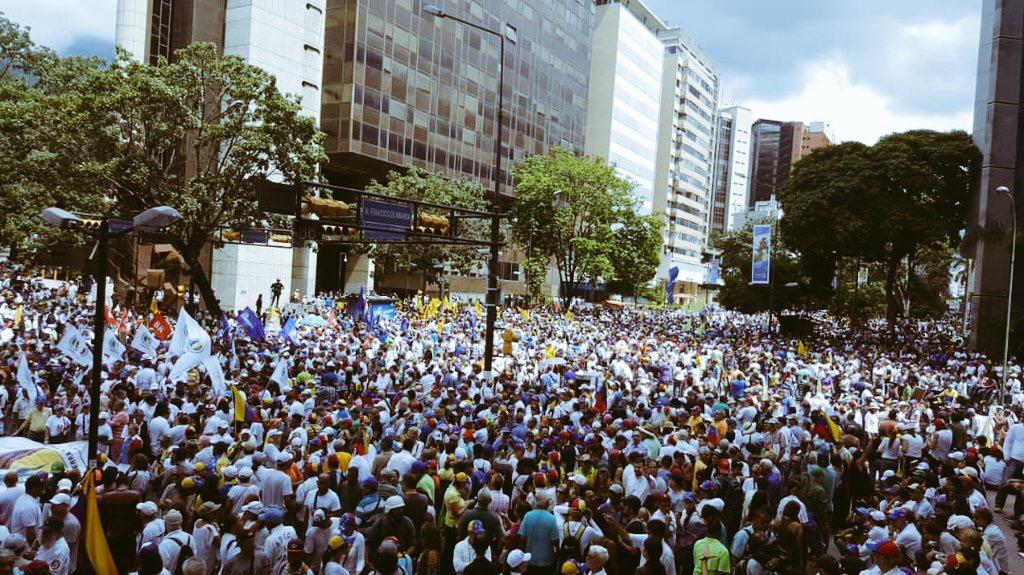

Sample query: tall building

[654,28,720,290]
[321,0,592,193]
[709,106,752,234]
[585,0,669,215]
[749,119,830,207]
[115,0,328,309]
[586,0,720,300]
[966,0,1023,357]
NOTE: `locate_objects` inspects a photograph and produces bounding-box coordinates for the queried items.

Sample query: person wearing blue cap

[357,477,383,525]
[888,507,922,564]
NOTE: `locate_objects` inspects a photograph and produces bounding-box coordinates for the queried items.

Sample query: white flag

[57,326,92,367]
[102,330,126,360]
[17,353,42,402]
[229,340,239,373]
[168,307,191,358]
[131,325,159,357]
[204,355,227,398]
[169,312,212,381]
[270,359,290,391]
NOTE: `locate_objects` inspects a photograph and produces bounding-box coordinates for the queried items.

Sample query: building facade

[749,119,830,207]
[709,105,752,234]
[321,0,592,193]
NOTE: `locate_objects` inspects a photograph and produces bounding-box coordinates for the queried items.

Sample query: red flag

[104,306,115,327]
[117,310,131,334]
[594,380,607,414]
[149,313,172,340]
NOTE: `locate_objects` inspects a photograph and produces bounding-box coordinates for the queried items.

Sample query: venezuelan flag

[82,470,118,575]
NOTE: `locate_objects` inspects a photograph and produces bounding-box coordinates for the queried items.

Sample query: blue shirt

[518,509,558,566]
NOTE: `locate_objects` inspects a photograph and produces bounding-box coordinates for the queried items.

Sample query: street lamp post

[41,206,181,466]
[425,5,515,374]
[998,185,1016,403]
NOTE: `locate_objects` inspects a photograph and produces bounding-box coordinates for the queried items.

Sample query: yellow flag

[437,320,445,333]
[13,305,22,327]
[518,307,530,321]
[563,310,574,322]
[797,341,808,357]
[231,385,246,422]
[82,470,119,575]
[150,295,159,314]
[545,345,556,358]
[474,301,483,317]
[824,413,843,443]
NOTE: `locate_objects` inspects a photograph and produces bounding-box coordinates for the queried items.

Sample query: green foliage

[510,148,635,303]
[521,252,548,306]
[831,282,887,320]
[1,31,326,312]
[781,129,979,320]
[366,166,487,283]
[608,214,663,301]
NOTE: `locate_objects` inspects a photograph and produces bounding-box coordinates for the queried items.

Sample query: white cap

[507,550,532,568]
[384,495,405,512]
[276,452,293,464]
[49,493,71,506]
[239,467,253,479]
[57,478,73,492]
[136,501,159,516]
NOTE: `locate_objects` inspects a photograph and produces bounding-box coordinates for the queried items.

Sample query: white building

[710,106,753,233]
[585,0,670,216]
[114,0,327,311]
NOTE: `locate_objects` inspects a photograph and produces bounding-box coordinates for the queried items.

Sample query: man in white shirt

[136,501,164,551]
[158,510,194,573]
[888,508,922,562]
[260,452,295,511]
[975,508,1009,575]
[302,474,342,530]
[9,476,44,545]
[995,420,1024,513]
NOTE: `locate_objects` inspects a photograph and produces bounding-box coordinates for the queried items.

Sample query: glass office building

[320,0,593,192]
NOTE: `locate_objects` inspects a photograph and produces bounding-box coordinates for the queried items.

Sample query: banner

[131,326,159,357]
[57,326,92,367]
[666,266,679,304]
[236,307,265,342]
[204,355,227,398]
[857,266,869,287]
[16,354,42,403]
[169,312,212,381]
[281,317,299,346]
[82,470,119,575]
[168,307,191,357]
[270,359,290,391]
[102,331,126,360]
[751,224,772,285]
[707,258,721,285]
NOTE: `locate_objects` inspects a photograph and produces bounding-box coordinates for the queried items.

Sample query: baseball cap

[507,549,532,568]
[455,472,469,483]
[875,540,900,559]
[57,478,73,492]
[49,493,71,506]
[384,495,405,512]
[328,535,346,550]
[136,501,159,516]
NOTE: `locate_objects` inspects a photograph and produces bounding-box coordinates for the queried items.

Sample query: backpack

[558,522,587,564]
[164,532,195,575]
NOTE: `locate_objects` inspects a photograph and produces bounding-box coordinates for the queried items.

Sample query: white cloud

[743,55,972,145]
[1,0,116,52]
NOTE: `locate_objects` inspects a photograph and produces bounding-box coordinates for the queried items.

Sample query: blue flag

[281,316,299,346]
[666,266,679,304]
[351,288,367,321]
[237,307,265,342]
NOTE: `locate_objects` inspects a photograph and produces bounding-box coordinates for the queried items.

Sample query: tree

[608,213,663,302]
[28,43,325,314]
[510,148,634,304]
[365,167,487,288]
[0,15,95,257]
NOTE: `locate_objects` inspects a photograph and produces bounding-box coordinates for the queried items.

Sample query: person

[974,508,1009,575]
[271,279,284,308]
[34,519,69,575]
[454,520,491,575]
[366,495,416,561]
[322,535,351,575]
[995,419,1024,514]
[256,294,264,317]
[42,493,79,575]
[518,493,558,575]
[158,510,195,574]
[9,475,44,545]
[303,474,343,531]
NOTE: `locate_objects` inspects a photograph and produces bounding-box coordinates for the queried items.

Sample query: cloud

[744,55,971,145]
[1,0,116,54]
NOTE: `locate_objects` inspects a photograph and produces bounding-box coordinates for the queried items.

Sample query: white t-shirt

[37,537,71,575]
[303,489,342,529]
[9,494,41,538]
[259,469,293,509]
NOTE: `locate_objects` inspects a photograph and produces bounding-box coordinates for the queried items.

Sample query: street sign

[361,198,413,240]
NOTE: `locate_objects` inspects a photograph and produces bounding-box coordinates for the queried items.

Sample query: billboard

[751,224,772,284]
[361,199,413,240]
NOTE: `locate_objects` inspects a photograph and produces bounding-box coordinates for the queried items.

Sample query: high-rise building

[655,28,720,290]
[709,106,752,234]
[586,0,670,216]
[749,119,830,207]
[586,0,720,300]
[321,0,592,194]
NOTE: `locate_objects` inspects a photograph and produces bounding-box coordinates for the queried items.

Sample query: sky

[1,0,981,145]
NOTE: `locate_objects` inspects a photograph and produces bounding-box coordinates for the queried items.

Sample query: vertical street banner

[707,258,721,285]
[751,224,772,285]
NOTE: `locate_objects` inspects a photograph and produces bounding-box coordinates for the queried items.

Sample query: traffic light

[417,213,450,236]
[320,224,356,241]
[303,196,350,219]
[77,218,103,232]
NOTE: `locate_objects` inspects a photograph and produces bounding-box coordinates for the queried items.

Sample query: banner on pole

[751,224,772,285]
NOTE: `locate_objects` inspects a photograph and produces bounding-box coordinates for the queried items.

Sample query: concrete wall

[114,0,149,62]
[210,243,294,311]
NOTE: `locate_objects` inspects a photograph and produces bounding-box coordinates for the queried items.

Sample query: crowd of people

[0,261,1022,575]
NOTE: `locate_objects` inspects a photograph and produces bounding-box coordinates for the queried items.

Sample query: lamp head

[41,208,82,230]
[424,5,445,17]
[997,185,1012,195]
[133,206,182,232]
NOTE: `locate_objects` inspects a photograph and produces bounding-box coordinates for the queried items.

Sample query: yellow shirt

[443,485,467,528]
[27,408,51,433]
